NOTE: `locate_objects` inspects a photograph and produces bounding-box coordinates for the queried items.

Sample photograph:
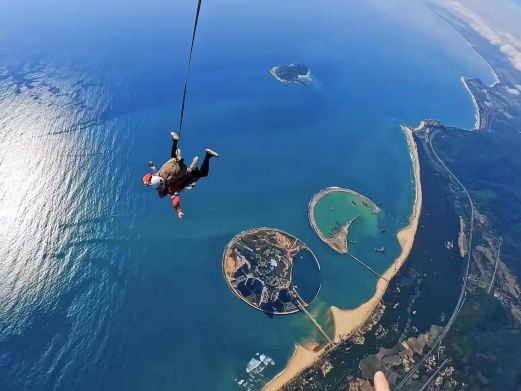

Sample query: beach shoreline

[263,344,323,391]
[330,125,423,342]
[461,77,482,130]
[263,126,423,390]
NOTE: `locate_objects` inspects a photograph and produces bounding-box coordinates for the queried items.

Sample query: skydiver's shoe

[176,148,184,161]
[171,132,179,141]
[205,148,219,158]
[188,156,199,172]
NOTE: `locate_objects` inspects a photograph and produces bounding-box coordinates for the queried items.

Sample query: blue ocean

[0,0,495,390]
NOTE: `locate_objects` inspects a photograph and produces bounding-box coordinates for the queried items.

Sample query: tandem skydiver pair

[142,132,218,219]
[142,0,216,220]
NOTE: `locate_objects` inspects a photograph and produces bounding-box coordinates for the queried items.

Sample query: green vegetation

[446,291,521,389]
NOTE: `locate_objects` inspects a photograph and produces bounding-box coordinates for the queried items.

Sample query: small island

[270,64,313,85]
[308,187,380,254]
[223,228,321,314]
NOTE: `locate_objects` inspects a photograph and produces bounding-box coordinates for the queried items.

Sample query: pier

[346,252,388,282]
[293,290,334,345]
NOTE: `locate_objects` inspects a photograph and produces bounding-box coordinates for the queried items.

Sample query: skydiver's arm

[171,193,184,219]
[148,161,158,174]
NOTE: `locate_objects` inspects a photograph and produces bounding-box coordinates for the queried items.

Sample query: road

[488,238,502,294]
[394,129,475,390]
[418,359,450,391]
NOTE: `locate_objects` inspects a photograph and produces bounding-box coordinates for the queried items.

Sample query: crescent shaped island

[308,187,381,254]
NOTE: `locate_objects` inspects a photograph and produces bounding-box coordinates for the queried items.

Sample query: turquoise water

[312,190,381,242]
[0,0,495,390]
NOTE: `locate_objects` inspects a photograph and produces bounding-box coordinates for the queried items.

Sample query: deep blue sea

[0,1,495,390]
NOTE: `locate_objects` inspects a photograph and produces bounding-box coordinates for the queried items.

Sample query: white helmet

[149,175,164,189]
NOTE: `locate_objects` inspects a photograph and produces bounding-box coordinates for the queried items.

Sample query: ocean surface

[0,0,496,390]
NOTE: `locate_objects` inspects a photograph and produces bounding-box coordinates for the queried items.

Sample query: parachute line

[178,0,203,140]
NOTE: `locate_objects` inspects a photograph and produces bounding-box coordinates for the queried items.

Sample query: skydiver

[142,132,219,219]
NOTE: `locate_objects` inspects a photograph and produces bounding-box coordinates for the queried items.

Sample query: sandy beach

[461,77,482,130]
[263,344,322,391]
[263,125,423,390]
[330,125,422,342]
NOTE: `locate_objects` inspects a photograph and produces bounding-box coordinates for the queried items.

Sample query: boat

[374,247,385,253]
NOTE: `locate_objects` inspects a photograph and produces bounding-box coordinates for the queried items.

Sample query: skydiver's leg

[192,154,210,179]
[170,132,179,158]
[191,149,218,179]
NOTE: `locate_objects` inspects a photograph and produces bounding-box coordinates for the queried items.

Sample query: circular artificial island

[270,64,312,85]
[309,187,380,254]
[223,228,321,315]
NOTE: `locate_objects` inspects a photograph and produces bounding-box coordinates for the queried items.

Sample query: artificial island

[223,228,321,315]
[270,64,313,85]
[308,187,381,254]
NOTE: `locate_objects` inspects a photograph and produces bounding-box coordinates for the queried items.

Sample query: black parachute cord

[177,0,203,142]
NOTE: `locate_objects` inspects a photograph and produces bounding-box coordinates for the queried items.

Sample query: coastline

[270,67,290,84]
[263,344,322,391]
[263,126,423,389]
[330,125,423,342]
[461,77,482,130]
[270,65,313,85]
[431,1,500,88]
